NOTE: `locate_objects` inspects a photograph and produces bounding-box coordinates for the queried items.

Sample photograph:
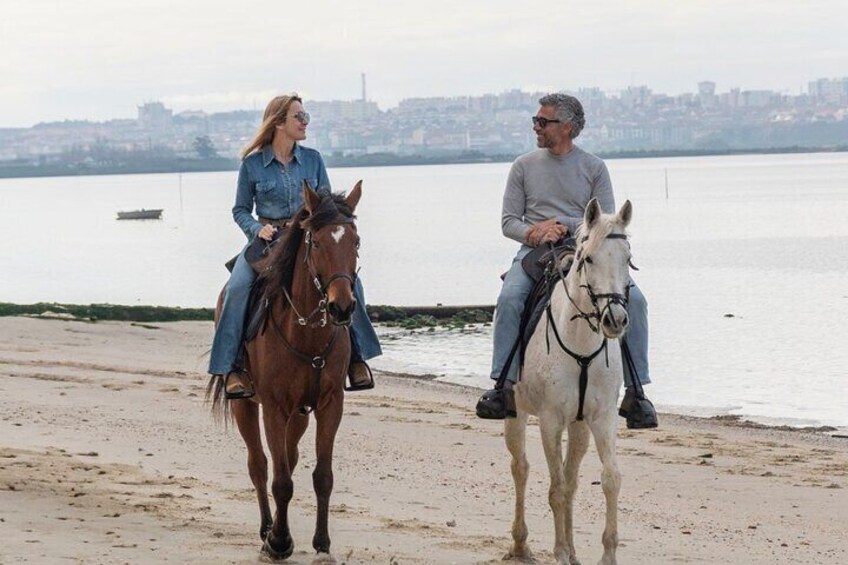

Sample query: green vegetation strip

[0,302,494,327]
[0,302,213,322]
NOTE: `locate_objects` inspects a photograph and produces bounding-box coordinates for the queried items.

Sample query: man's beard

[536,133,552,148]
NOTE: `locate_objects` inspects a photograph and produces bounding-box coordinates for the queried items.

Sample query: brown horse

[208,182,363,563]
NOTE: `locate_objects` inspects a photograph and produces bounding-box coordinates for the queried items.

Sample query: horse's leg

[539,415,568,564]
[504,413,534,562]
[232,399,273,541]
[312,392,343,562]
[260,409,296,561]
[286,412,309,473]
[589,417,621,565]
[563,421,591,565]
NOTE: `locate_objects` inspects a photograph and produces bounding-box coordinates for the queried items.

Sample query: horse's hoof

[261,531,294,561]
[311,552,338,565]
[502,548,536,563]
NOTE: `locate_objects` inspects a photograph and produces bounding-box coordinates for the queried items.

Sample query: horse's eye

[584,256,593,264]
[355,238,361,250]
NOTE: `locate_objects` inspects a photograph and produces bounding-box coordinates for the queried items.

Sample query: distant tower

[698,81,716,96]
[361,73,367,102]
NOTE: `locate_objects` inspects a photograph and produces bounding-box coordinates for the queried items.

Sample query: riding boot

[346,360,375,391]
[618,387,658,429]
[223,368,255,400]
[476,380,516,420]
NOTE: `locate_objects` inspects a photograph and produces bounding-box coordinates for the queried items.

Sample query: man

[476,93,657,429]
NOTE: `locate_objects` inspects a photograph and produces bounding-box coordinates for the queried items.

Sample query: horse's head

[301,181,363,326]
[573,198,634,339]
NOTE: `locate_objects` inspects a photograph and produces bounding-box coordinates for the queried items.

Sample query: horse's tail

[205,375,233,425]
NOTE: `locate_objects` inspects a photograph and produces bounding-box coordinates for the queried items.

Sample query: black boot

[476,380,516,420]
[618,388,658,429]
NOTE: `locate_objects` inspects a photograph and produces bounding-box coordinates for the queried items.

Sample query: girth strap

[545,305,608,421]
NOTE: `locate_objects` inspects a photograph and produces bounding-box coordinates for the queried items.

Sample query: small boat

[116,209,163,220]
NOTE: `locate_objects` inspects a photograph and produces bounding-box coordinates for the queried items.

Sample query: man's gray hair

[538,93,585,139]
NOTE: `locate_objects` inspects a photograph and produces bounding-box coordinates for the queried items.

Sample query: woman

[209,93,382,399]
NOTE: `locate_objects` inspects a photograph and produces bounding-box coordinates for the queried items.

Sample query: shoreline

[2,316,847,564]
[384,368,847,437]
[1,146,847,180]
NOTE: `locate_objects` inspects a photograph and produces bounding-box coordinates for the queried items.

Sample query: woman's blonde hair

[240,93,303,159]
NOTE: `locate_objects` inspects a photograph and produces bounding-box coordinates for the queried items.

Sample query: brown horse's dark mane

[258,191,356,307]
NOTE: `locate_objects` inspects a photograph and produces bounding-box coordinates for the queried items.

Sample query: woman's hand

[258,225,278,241]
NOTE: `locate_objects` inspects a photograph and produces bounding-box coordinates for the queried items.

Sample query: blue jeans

[208,249,382,375]
[490,246,650,387]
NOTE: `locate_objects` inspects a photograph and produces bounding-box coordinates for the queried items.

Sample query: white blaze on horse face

[331,225,346,244]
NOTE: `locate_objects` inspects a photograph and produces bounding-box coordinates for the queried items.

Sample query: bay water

[1,152,846,429]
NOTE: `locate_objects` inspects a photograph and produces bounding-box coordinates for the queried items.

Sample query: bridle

[557,233,635,334]
[544,231,637,422]
[281,218,358,329]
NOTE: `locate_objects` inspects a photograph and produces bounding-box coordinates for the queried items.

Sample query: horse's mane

[258,191,355,307]
[574,213,625,258]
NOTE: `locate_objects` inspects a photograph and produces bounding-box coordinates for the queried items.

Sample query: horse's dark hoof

[261,531,294,561]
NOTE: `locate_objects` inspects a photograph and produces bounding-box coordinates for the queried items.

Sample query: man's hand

[258,224,278,241]
[525,219,568,247]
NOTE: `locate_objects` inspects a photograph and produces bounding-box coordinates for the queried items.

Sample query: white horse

[505,198,634,565]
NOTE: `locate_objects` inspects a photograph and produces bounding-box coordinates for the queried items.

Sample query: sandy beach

[1,316,846,564]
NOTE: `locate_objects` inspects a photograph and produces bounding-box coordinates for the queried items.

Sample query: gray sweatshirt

[501,146,615,244]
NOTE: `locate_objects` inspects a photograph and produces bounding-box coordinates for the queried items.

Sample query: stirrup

[345,361,375,392]
[619,389,658,429]
[224,369,255,400]
[475,386,516,420]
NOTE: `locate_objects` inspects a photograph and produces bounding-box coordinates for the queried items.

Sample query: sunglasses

[289,111,311,125]
[532,116,562,128]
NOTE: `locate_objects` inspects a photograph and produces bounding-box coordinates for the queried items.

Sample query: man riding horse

[476,92,658,429]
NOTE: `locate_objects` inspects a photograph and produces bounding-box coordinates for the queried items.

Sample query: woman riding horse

[208,93,381,398]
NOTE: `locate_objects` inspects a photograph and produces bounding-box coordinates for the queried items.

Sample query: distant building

[808,77,848,104]
[698,81,717,109]
[137,102,173,131]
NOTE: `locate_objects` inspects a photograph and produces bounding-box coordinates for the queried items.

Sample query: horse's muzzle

[328,299,356,326]
[600,306,629,338]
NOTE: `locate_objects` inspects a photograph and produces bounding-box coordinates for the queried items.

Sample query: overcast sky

[1,0,846,127]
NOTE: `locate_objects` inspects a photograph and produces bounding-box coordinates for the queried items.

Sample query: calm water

[1,153,847,428]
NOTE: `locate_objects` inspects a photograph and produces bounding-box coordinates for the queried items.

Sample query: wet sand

[1,317,846,564]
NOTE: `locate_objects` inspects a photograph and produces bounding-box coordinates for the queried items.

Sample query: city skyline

[3,75,846,129]
[3,0,846,127]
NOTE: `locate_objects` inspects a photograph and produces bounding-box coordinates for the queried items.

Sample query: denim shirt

[232,144,331,240]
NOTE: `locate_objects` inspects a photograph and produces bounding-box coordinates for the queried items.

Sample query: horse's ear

[617,200,633,227]
[584,198,601,228]
[346,180,362,212]
[303,181,321,213]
